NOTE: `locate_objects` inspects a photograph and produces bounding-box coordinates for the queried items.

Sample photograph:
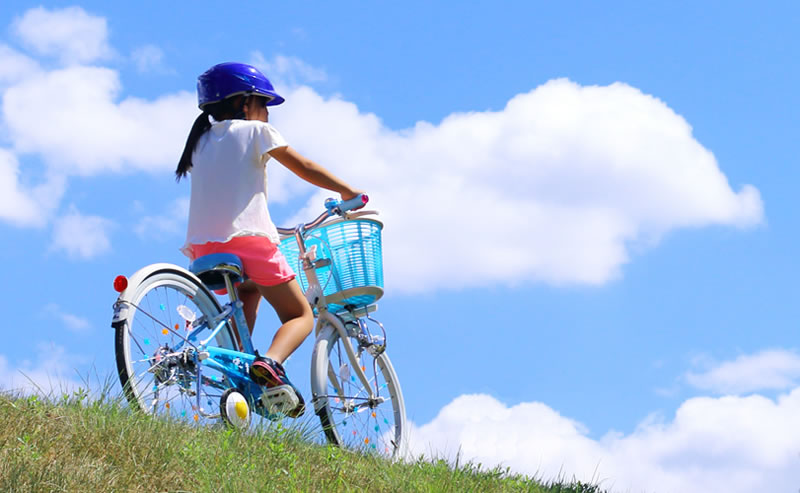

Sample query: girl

[176,62,362,417]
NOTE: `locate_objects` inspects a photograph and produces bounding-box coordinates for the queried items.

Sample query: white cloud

[12,6,112,65]
[0,46,64,230]
[0,44,40,86]
[687,349,800,394]
[250,51,328,88]
[274,80,763,292]
[0,148,48,226]
[131,44,165,73]
[407,392,800,493]
[0,343,87,396]
[51,206,114,259]
[3,65,196,175]
[43,303,91,334]
[0,8,763,291]
[134,197,189,239]
[0,9,195,234]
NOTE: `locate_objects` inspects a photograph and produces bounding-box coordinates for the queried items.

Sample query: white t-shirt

[181,119,288,257]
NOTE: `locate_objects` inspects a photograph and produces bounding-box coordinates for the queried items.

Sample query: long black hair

[175,96,247,181]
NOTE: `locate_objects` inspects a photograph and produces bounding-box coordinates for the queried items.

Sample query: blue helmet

[197,62,284,109]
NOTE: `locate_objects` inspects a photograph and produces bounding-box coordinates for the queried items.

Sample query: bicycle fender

[111,263,211,326]
[310,322,337,414]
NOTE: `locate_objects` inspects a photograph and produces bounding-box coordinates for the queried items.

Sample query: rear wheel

[310,323,406,457]
[114,269,235,425]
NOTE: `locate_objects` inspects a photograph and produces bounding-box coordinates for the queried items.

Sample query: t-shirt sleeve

[254,122,289,164]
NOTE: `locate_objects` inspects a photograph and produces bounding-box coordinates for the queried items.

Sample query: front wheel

[310,323,406,457]
[114,268,236,425]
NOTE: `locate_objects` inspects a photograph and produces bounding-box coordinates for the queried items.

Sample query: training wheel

[220,388,251,429]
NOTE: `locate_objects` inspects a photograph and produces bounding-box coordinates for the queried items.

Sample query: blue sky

[1,2,799,491]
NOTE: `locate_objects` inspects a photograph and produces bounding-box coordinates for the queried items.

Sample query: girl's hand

[341,189,366,201]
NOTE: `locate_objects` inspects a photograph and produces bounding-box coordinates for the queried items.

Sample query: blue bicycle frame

[168,194,371,419]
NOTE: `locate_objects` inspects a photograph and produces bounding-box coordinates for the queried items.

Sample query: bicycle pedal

[259,385,300,416]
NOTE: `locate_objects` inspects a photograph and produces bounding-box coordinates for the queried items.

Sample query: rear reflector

[114,275,128,293]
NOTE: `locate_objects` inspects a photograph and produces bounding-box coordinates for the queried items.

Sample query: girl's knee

[296,309,314,334]
[258,279,314,328]
[278,296,312,323]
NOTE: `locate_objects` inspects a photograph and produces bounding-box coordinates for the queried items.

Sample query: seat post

[222,272,238,304]
[222,272,253,354]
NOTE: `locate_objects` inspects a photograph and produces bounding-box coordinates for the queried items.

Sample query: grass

[0,388,608,493]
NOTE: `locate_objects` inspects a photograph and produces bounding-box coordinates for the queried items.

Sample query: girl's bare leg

[237,278,313,363]
[237,278,313,362]
[255,279,314,363]
[236,281,263,335]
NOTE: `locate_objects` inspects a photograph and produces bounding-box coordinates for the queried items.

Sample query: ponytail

[176,111,211,181]
[176,97,247,181]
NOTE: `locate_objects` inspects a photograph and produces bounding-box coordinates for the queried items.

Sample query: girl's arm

[268,146,362,200]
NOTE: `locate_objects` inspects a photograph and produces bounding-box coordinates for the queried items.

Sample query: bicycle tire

[114,267,236,425]
[310,323,406,457]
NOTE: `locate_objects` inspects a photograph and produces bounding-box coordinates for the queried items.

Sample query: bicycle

[111,195,406,456]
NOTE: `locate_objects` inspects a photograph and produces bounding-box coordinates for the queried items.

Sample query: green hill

[0,391,606,492]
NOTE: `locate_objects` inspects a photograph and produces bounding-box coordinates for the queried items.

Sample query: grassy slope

[0,392,606,493]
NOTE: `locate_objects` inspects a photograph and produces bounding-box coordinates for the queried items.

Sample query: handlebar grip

[325,194,369,215]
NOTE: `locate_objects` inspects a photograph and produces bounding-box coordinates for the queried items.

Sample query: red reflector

[114,275,128,293]
[361,194,369,204]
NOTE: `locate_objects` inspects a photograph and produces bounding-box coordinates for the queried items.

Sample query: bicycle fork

[318,311,379,401]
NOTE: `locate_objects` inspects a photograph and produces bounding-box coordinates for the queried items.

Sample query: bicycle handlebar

[325,194,369,215]
[276,194,369,236]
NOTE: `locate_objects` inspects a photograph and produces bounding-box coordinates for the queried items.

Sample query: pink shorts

[188,236,295,294]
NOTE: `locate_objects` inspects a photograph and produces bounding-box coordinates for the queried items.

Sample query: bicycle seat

[188,253,245,290]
